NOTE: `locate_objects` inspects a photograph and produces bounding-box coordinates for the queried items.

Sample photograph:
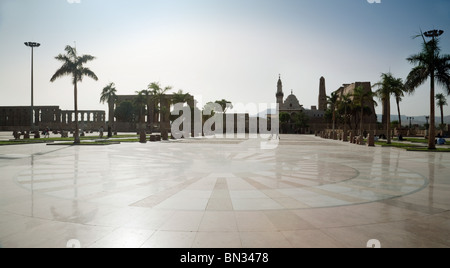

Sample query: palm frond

[50,65,73,82]
[100,83,117,103]
[65,45,77,58]
[78,54,96,64]
[407,53,426,65]
[436,93,448,106]
[148,82,161,92]
[81,67,98,81]
[405,66,428,92]
[54,53,72,63]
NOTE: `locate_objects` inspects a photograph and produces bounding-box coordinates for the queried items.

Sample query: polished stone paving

[0,135,449,248]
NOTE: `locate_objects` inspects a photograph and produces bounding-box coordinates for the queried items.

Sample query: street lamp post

[24,42,40,135]
[424,30,444,40]
[407,117,414,129]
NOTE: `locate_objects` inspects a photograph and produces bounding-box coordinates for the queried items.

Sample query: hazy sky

[1,0,449,116]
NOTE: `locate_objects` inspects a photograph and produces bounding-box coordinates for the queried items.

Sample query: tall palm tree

[436,93,448,128]
[50,45,98,144]
[327,92,339,132]
[148,82,172,121]
[148,82,172,138]
[138,89,154,133]
[393,85,406,128]
[134,91,148,142]
[100,82,118,135]
[338,93,352,141]
[172,89,189,105]
[406,31,450,149]
[134,91,147,125]
[373,73,405,144]
[352,85,377,137]
[214,99,233,113]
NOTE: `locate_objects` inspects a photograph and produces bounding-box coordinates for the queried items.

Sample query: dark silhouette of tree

[215,99,233,113]
[352,86,377,137]
[436,93,448,128]
[100,82,118,134]
[327,92,339,132]
[134,91,147,125]
[406,31,450,149]
[50,45,98,144]
[114,101,135,123]
[373,73,404,144]
[337,93,352,140]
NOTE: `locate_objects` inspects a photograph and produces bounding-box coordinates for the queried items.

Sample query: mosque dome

[283,93,303,110]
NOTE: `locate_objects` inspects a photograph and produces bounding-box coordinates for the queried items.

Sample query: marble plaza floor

[0,134,449,248]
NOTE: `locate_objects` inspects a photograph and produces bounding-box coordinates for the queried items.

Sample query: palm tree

[148,82,172,138]
[406,31,450,149]
[352,85,377,138]
[134,91,147,125]
[172,90,190,105]
[100,82,118,136]
[215,99,233,113]
[327,92,339,132]
[50,45,98,144]
[338,93,352,141]
[373,73,405,144]
[436,93,448,128]
[393,84,407,128]
[137,89,154,133]
[134,91,148,142]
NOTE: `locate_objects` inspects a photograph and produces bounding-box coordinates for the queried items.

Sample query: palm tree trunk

[332,110,335,131]
[396,97,402,128]
[74,82,80,144]
[108,101,114,135]
[429,73,436,149]
[387,96,391,144]
[343,109,348,142]
[360,106,363,137]
[441,105,444,127]
[147,100,153,134]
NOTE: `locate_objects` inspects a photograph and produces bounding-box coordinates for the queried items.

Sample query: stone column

[343,130,348,142]
[367,131,375,147]
[187,96,195,138]
[34,108,40,127]
[161,96,170,140]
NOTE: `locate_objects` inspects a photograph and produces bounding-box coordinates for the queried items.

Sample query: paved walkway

[0,135,449,248]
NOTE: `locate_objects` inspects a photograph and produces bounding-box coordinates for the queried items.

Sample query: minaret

[318,76,327,111]
[276,75,284,107]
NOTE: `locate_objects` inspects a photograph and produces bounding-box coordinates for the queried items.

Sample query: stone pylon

[318,77,327,111]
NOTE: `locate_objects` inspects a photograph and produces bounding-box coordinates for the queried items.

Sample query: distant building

[0,106,105,132]
[333,82,378,131]
[275,75,326,134]
[114,93,195,133]
[274,76,378,134]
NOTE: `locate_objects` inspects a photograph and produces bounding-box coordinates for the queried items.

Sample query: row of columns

[60,111,105,124]
[0,106,105,129]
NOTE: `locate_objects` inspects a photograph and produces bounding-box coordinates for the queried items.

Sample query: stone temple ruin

[0,106,105,133]
[1,76,380,138]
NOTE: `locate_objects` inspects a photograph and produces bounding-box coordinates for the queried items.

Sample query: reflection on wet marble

[0,135,449,248]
